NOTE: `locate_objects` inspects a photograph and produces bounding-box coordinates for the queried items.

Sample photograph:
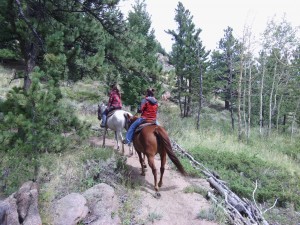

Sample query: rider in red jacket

[123,88,158,145]
[139,95,158,121]
[101,83,122,127]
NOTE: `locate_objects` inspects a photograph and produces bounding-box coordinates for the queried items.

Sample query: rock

[83,183,120,225]
[15,181,36,222]
[1,181,41,225]
[53,193,88,225]
[0,202,8,225]
[22,188,42,225]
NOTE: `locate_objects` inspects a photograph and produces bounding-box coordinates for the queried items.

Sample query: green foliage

[147,211,162,223]
[183,185,207,196]
[167,2,209,117]
[189,147,300,209]
[197,203,228,224]
[209,27,240,112]
[62,83,101,103]
[120,0,162,108]
[0,70,88,194]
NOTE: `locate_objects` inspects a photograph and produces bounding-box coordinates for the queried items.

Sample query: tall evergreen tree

[0,0,128,86]
[120,0,162,109]
[209,27,241,130]
[167,2,209,118]
[0,0,128,190]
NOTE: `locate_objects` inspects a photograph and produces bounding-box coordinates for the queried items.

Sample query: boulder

[0,181,41,225]
[52,193,88,225]
[82,183,120,225]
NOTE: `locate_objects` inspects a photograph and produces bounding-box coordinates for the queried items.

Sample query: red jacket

[140,97,158,121]
[108,90,122,109]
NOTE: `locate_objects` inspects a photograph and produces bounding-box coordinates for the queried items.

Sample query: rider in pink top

[101,83,122,127]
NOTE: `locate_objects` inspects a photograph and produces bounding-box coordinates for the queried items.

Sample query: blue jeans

[125,117,145,143]
[101,111,107,127]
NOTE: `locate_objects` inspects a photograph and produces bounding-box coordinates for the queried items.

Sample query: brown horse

[125,114,187,192]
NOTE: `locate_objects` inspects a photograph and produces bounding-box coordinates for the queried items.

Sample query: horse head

[123,113,134,130]
[124,114,139,128]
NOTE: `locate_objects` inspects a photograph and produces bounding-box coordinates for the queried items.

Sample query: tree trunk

[276,95,283,132]
[225,100,230,110]
[197,64,203,130]
[178,73,183,117]
[230,100,234,131]
[229,54,235,131]
[291,100,300,140]
[283,114,286,132]
[184,95,187,117]
[187,77,192,117]
[268,63,277,136]
[259,58,266,135]
[247,63,252,141]
[237,51,243,141]
[242,82,246,131]
[24,43,37,91]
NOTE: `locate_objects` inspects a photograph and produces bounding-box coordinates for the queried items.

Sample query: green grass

[60,78,105,104]
[183,185,208,196]
[197,202,228,224]
[159,101,300,223]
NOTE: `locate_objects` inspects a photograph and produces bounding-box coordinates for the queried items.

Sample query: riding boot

[100,114,106,127]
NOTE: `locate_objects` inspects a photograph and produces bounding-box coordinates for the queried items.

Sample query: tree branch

[15,0,45,51]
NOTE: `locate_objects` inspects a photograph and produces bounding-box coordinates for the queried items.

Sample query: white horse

[98,103,133,155]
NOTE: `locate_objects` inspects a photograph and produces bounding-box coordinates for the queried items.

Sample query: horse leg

[102,128,107,148]
[136,151,146,176]
[129,145,133,156]
[158,152,166,188]
[114,131,119,151]
[116,130,125,155]
[147,155,158,192]
[143,153,147,168]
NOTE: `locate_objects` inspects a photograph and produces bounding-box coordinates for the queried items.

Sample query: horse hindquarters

[135,129,159,191]
[155,127,187,176]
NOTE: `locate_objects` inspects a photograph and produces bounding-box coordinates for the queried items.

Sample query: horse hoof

[154,192,161,199]
[141,172,146,176]
[158,182,163,187]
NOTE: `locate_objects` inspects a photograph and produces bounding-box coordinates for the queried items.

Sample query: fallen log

[171,139,269,225]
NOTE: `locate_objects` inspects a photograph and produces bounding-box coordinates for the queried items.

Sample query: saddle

[135,120,157,134]
[107,109,118,118]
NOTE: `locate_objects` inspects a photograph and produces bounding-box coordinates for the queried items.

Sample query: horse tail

[154,126,187,176]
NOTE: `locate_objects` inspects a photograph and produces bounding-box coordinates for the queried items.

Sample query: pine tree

[0,70,88,191]
[167,2,209,118]
[120,0,162,109]
[209,27,241,130]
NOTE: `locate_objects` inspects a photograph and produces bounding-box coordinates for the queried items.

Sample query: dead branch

[171,139,269,225]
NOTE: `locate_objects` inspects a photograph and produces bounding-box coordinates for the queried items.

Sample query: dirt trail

[90,136,219,225]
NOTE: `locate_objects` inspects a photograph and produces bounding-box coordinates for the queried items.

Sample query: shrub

[0,70,89,194]
[189,147,300,209]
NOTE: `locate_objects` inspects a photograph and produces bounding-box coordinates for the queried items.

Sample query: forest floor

[89,136,221,225]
